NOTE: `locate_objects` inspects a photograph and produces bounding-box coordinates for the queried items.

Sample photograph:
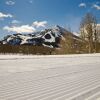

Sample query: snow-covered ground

[0,54,100,100]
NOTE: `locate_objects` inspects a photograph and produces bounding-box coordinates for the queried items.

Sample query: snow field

[0,54,100,100]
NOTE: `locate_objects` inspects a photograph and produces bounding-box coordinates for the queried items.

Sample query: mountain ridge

[0,25,82,48]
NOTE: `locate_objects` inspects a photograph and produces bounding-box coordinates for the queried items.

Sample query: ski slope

[0,54,100,100]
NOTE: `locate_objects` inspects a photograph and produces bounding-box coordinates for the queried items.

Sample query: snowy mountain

[1,25,82,48]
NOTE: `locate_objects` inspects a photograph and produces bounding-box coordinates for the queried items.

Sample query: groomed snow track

[0,54,100,100]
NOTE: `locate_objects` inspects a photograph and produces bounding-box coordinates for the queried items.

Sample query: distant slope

[1,25,83,48]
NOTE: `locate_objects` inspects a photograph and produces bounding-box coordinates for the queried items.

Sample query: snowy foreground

[0,54,100,100]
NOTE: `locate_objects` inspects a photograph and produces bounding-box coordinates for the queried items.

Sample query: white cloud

[33,21,47,28]
[97,24,100,27]
[3,25,36,33]
[93,4,100,10]
[3,20,48,33]
[6,0,15,5]
[96,2,100,4]
[0,12,13,19]
[11,20,20,24]
[96,24,100,30]
[29,0,33,4]
[79,3,86,8]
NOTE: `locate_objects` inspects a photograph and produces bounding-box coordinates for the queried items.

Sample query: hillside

[1,25,82,48]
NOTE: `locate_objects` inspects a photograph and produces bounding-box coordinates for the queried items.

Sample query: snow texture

[0,54,100,100]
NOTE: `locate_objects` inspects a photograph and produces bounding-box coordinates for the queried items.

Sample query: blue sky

[0,0,100,39]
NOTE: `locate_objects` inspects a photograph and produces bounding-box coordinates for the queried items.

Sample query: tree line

[0,45,54,55]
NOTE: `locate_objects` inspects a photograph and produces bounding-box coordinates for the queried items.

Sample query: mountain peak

[53,25,64,31]
[1,25,81,48]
